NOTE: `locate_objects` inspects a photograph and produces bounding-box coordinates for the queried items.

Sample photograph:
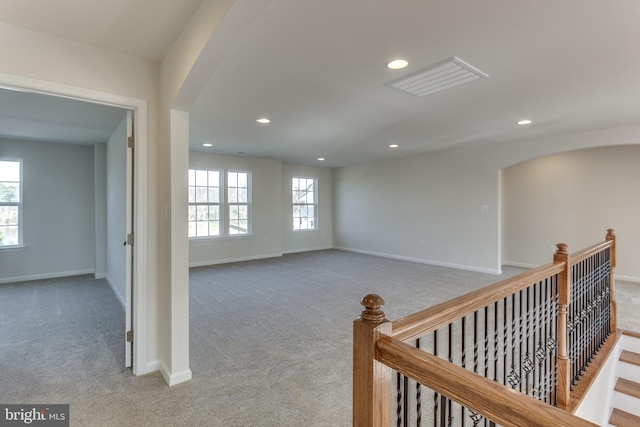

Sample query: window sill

[189,235,253,243]
[0,245,27,252]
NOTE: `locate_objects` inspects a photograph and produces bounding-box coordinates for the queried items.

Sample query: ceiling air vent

[386,57,488,97]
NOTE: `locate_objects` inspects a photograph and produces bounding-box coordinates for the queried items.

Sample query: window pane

[196,205,209,221]
[208,171,219,186]
[188,187,196,203]
[228,188,238,203]
[188,222,197,238]
[195,187,208,203]
[0,161,20,181]
[208,187,219,203]
[196,221,208,237]
[209,206,219,220]
[208,221,220,236]
[0,225,18,246]
[238,205,248,219]
[195,170,208,186]
[0,183,19,203]
[188,206,196,221]
[0,206,18,225]
[238,188,247,203]
[227,172,237,187]
[188,169,196,186]
[237,172,247,187]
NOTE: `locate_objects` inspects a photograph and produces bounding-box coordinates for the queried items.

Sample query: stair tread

[609,408,640,427]
[615,377,640,399]
[620,350,640,367]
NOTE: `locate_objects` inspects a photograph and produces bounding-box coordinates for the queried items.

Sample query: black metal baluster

[416,338,421,427]
[493,302,499,383]
[397,372,403,427]
[502,298,508,386]
[433,331,439,427]
[404,373,409,427]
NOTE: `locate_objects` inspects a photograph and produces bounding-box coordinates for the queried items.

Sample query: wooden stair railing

[354,229,617,426]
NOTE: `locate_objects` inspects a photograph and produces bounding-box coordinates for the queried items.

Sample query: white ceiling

[1,1,640,166]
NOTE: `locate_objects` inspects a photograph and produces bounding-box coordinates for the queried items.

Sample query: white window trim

[292,176,318,231]
[0,158,24,249]
[226,170,252,236]
[188,168,222,239]
[188,168,252,239]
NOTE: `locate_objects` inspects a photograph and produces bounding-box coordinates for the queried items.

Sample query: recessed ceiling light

[386,59,409,70]
[389,144,399,148]
[317,157,325,161]
[517,119,532,125]
[202,143,213,147]
[256,117,271,124]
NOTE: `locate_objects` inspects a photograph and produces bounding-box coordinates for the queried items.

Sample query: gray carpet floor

[0,250,638,426]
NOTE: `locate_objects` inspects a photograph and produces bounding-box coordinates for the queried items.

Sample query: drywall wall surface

[0,139,96,282]
[333,149,501,274]
[503,145,640,280]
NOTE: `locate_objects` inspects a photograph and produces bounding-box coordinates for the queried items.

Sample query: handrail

[353,229,617,426]
[569,239,613,265]
[391,261,563,342]
[376,336,598,427]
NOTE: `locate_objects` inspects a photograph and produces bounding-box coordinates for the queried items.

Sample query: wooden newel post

[554,243,571,410]
[353,294,392,427]
[606,229,617,332]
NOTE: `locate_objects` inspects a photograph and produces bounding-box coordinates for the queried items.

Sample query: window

[292,176,317,230]
[227,171,250,235]
[0,159,22,247]
[188,169,251,238]
[188,169,221,238]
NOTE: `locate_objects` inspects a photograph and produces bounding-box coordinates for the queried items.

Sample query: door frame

[0,72,149,375]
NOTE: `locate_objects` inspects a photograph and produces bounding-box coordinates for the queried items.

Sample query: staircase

[609,332,640,427]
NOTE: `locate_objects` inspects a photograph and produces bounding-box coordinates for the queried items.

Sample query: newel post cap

[360,294,386,323]
[555,243,568,255]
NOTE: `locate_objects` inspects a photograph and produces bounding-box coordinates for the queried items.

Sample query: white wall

[503,145,640,281]
[0,139,96,282]
[106,116,128,304]
[94,144,107,278]
[333,149,502,274]
[282,163,333,253]
[333,125,640,277]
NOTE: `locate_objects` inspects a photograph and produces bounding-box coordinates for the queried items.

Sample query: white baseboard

[333,246,502,275]
[617,274,640,283]
[282,245,333,255]
[153,359,192,386]
[502,261,538,269]
[0,269,95,285]
[105,275,126,309]
[94,272,106,279]
[503,262,640,283]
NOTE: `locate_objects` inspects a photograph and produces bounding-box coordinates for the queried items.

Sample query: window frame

[291,176,318,231]
[188,168,222,239]
[226,170,251,236]
[0,158,23,248]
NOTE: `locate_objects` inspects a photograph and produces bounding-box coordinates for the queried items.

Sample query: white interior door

[125,110,134,368]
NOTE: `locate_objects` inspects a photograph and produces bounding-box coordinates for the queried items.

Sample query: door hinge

[126,233,134,246]
[126,330,134,343]
[127,136,135,149]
